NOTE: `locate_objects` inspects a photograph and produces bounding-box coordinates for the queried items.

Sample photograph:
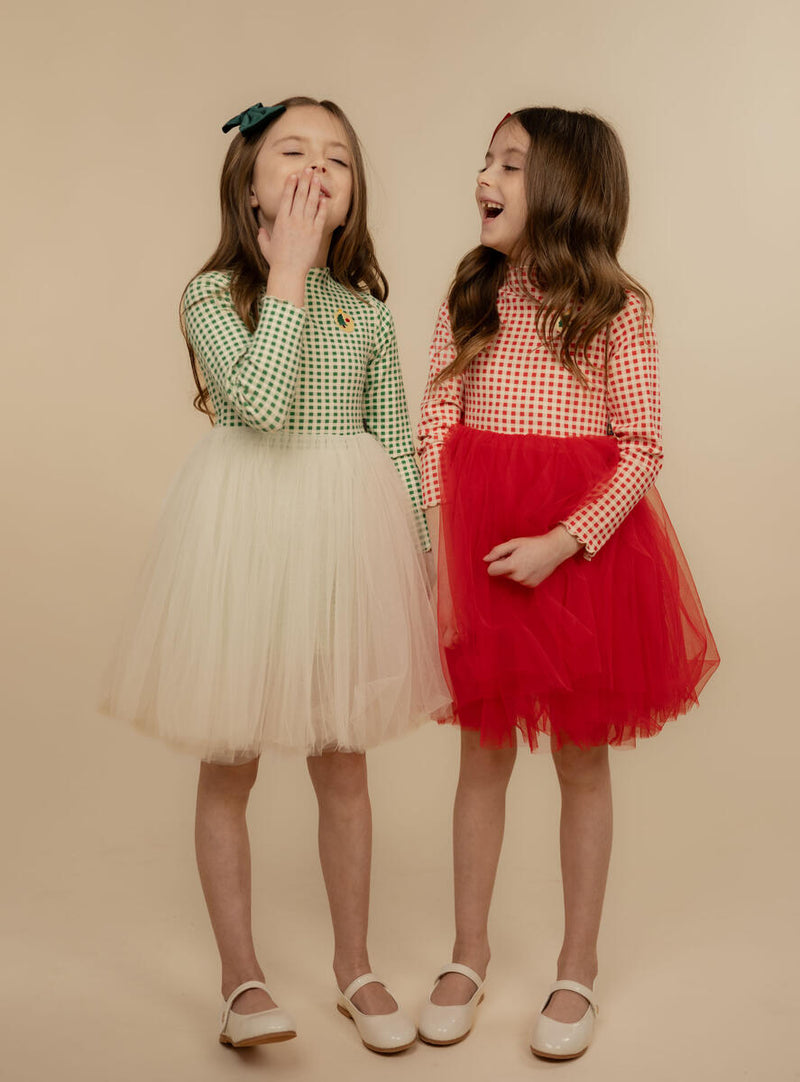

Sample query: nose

[309,162,327,174]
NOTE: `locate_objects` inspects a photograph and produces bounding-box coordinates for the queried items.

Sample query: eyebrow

[273,135,350,153]
[485,145,526,161]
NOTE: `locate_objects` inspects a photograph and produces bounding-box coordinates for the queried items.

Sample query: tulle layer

[439,425,719,750]
[101,426,450,761]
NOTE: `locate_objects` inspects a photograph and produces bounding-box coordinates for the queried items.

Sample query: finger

[312,179,329,227]
[486,556,515,577]
[292,168,312,214]
[304,172,323,220]
[483,540,517,562]
[278,173,298,217]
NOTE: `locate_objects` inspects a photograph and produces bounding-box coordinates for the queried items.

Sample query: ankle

[556,952,598,987]
[452,939,491,978]
[221,967,265,999]
[333,955,372,990]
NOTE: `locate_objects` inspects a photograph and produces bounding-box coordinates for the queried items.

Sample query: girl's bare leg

[432,728,518,1005]
[543,743,612,1023]
[306,750,396,1015]
[195,757,276,1014]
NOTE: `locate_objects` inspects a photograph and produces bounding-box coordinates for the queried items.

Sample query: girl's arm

[183,273,307,431]
[363,303,430,550]
[486,294,661,587]
[184,169,327,431]
[418,302,465,637]
[417,301,465,510]
[561,293,663,557]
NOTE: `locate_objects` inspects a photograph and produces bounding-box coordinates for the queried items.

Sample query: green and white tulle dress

[101,269,449,762]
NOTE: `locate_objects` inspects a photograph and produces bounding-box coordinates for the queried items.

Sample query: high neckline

[502,264,541,297]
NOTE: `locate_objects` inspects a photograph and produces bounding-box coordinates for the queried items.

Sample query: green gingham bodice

[182,267,429,548]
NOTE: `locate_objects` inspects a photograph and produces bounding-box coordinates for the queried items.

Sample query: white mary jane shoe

[336,972,417,1054]
[218,980,298,1047]
[418,963,485,1046]
[530,979,598,1060]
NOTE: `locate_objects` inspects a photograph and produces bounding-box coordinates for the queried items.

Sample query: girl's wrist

[552,524,583,560]
[265,267,308,307]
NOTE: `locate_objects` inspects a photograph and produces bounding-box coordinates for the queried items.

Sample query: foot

[337,975,416,1054]
[419,964,485,1046]
[542,987,592,1023]
[531,980,597,1061]
[336,968,398,1015]
[430,953,488,1007]
[348,981,398,1015]
[220,980,297,1048]
[223,983,278,1015]
[431,971,481,1006]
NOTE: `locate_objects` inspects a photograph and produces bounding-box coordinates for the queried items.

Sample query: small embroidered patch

[336,309,355,333]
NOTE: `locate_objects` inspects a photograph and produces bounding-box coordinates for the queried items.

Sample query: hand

[484,526,582,588]
[434,564,460,648]
[258,168,328,280]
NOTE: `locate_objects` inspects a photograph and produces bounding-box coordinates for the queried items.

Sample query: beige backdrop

[2,1,798,1080]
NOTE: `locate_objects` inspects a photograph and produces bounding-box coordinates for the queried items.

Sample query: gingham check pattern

[183,268,429,549]
[417,268,663,556]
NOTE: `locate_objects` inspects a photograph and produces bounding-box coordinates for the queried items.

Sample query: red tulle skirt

[438,425,719,750]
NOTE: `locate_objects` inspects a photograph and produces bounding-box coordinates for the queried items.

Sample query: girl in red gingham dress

[415,108,719,1060]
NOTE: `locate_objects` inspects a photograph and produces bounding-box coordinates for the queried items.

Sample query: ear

[249,187,259,208]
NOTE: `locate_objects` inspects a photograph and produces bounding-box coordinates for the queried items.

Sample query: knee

[459,731,517,789]
[307,751,368,806]
[552,744,609,789]
[198,756,259,801]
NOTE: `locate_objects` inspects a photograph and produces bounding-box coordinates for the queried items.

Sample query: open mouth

[482,201,503,220]
[320,185,331,199]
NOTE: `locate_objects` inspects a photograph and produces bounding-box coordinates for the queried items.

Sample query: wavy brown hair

[182,96,388,418]
[438,107,651,385]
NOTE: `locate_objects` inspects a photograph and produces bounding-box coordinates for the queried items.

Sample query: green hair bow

[222,102,286,137]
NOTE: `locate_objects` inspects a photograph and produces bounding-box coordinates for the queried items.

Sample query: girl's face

[249,105,354,236]
[475,120,530,258]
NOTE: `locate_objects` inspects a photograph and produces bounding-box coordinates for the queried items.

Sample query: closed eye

[329,158,350,167]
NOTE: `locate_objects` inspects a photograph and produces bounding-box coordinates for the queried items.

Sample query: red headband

[491,112,513,140]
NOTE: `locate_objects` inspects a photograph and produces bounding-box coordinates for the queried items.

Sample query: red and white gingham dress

[418,268,719,750]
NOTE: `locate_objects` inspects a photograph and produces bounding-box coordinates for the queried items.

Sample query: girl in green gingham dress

[101,98,448,1047]
[103,110,447,759]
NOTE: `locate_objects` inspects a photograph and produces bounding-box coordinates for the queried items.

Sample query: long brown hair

[439,107,651,385]
[182,96,388,418]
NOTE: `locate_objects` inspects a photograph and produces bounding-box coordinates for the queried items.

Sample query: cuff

[559,519,600,561]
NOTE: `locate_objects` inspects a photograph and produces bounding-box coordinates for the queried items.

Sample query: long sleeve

[363,302,430,551]
[183,272,307,431]
[417,301,464,507]
[562,295,663,556]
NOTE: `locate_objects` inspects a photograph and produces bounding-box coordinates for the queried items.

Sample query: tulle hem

[99,704,439,763]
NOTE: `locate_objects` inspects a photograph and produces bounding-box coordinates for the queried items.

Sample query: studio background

[2,1,797,1079]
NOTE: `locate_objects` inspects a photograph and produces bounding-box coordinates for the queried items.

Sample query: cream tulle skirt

[100,426,450,762]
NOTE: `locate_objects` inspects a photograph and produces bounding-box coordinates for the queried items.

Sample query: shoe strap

[436,962,484,990]
[341,972,385,1002]
[547,979,598,1015]
[221,980,272,1028]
